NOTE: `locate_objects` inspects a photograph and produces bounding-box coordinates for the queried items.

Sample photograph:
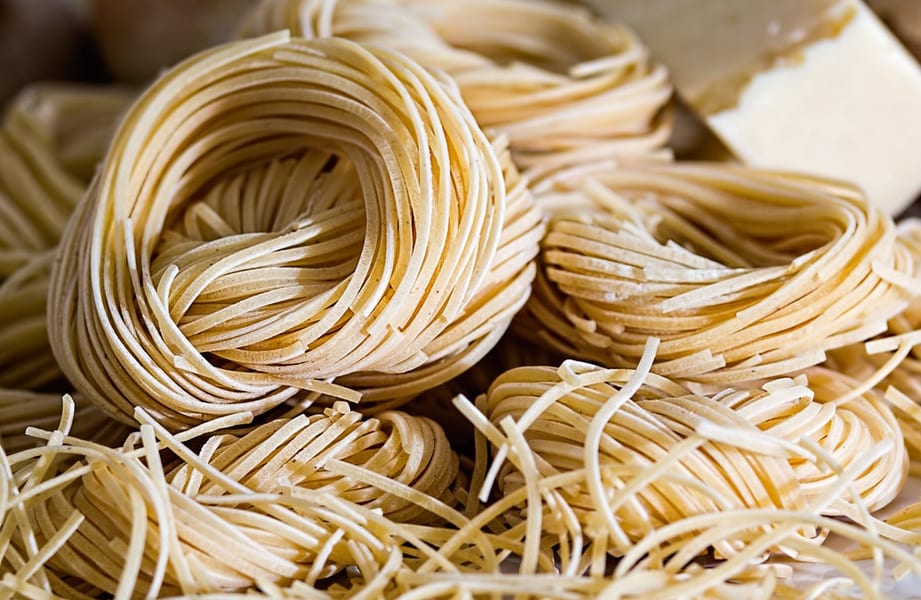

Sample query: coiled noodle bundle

[474,357,906,559]
[240,0,672,175]
[49,33,536,429]
[0,85,130,277]
[5,402,459,596]
[520,163,915,384]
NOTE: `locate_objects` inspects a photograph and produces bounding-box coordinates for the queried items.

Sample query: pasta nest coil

[473,356,907,562]
[519,162,917,384]
[0,85,130,277]
[828,218,921,463]
[0,252,60,389]
[48,33,542,430]
[240,0,673,176]
[6,402,458,597]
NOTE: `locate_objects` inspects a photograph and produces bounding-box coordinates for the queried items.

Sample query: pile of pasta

[2,0,921,598]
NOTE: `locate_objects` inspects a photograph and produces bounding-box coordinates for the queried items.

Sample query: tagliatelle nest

[3,402,460,597]
[0,86,131,389]
[48,33,542,430]
[518,162,917,384]
[472,356,906,556]
[828,218,921,465]
[451,343,921,598]
[240,0,672,175]
[0,85,131,277]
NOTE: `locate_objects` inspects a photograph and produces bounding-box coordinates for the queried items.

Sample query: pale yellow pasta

[4,375,919,599]
[0,391,128,453]
[0,85,131,390]
[827,218,921,466]
[476,359,904,553]
[0,84,131,277]
[239,0,672,176]
[2,401,468,597]
[0,252,59,389]
[48,33,539,430]
[519,162,916,384]
[453,346,921,598]
[404,332,563,452]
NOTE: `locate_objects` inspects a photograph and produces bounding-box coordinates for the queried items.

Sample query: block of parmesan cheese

[587,0,921,215]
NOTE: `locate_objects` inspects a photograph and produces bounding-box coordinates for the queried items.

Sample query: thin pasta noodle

[475,359,904,555]
[452,348,920,598]
[239,0,673,176]
[0,252,60,389]
[48,33,539,429]
[827,218,921,467]
[0,84,131,277]
[2,401,464,597]
[334,146,544,410]
[0,391,129,453]
[404,332,563,454]
[518,162,916,384]
[0,85,130,390]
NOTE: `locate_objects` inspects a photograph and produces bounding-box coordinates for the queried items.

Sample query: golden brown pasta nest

[240,0,672,175]
[48,34,541,430]
[519,162,916,384]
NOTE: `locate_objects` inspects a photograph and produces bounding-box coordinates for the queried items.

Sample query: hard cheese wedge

[588,0,921,215]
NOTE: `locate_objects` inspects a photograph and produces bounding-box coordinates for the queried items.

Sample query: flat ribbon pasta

[519,162,916,384]
[0,84,131,277]
[0,390,128,453]
[472,357,906,564]
[4,402,460,597]
[48,34,536,430]
[0,252,58,389]
[240,0,672,176]
[828,218,921,465]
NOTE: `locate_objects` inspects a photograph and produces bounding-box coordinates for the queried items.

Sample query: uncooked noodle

[239,0,672,176]
[519,162,915,384]
[48,33,538,430]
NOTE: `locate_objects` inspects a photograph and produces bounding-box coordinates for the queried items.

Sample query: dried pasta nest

[0,252,59,389]
[0,390,129,453]
[828,218,921,463]
[0,84,130,277]
[240,0,672,175]
[518,162,916,384]
[473,357,906,560]
[7,402,458,597]
[48,34,541,430]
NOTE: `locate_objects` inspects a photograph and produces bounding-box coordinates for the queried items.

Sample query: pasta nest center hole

[153,151,368,355]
